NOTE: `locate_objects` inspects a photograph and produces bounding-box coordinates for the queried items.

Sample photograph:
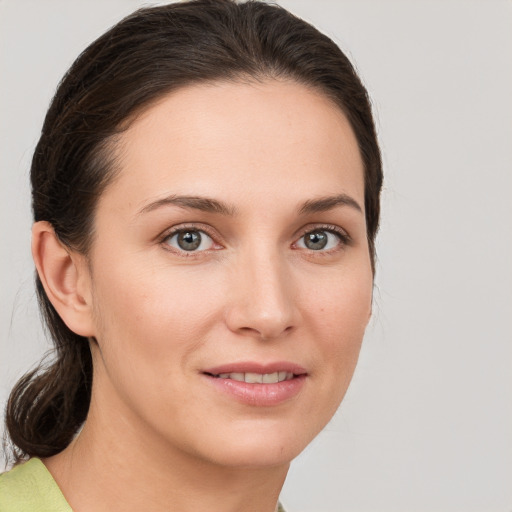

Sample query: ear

[32,221,96,337]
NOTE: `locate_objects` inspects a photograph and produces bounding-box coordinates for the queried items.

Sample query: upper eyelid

[160,226,221,256]
[159,223,220,242]
[292,226,351,256]
[158,222,351,246]
[294,223,351,242]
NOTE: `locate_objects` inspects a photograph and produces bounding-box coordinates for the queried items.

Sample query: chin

[204,442,301,469]
[186,417,320,469]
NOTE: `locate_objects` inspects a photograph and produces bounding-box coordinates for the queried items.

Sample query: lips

[202,362,307,406]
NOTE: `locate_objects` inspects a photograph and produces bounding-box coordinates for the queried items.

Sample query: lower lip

[204,374,307,406]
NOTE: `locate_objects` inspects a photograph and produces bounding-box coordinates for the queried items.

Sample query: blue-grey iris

[177,231,201,251]
[304,231,328,250]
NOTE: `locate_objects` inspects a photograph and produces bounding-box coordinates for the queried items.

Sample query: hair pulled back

[5,0,382,464]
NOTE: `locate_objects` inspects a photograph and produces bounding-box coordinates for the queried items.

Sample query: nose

[224,250,299,340]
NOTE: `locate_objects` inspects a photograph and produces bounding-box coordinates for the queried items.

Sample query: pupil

[305,231,327,250]
[178,231,201,251]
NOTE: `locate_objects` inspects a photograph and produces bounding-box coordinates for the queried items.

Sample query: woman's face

[82,79,373,467]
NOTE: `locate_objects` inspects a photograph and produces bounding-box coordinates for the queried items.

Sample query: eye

[164,229,215,252]
[296,229,344,251]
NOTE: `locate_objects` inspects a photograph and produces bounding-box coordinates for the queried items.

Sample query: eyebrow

[298,194,363,215]
[137,192,362,217]
[138,195,237,216]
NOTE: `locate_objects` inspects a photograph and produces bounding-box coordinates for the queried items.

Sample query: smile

[209,371,295,383]
[202,362,307,406]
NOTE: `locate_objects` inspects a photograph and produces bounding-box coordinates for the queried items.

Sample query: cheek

[305,259,372,337]
[90,257,224,373]
[88,259,229,434]
[303,263,372,401]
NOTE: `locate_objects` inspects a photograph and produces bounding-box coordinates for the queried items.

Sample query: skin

[34,79,373,512]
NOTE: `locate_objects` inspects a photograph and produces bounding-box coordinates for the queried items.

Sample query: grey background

[1,1,511,510]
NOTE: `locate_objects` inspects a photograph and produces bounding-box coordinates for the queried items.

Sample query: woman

[0,0,382,510]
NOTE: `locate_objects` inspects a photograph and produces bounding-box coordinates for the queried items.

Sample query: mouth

[202,362,308,406]
[204,371,296,383]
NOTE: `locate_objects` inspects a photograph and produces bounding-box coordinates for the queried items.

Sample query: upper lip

[203,361,308,376]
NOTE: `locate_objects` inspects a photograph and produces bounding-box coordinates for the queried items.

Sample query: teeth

[215,371,294,383]
[244,372,263,383]
[219,372,244,382]
[262,372,278,384]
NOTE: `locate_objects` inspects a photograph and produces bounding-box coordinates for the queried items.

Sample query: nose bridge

[226,242,297,339]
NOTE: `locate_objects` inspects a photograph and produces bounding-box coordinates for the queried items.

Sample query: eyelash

[160,223,220,258]
[294,224,351,254]
[159,223,351,257]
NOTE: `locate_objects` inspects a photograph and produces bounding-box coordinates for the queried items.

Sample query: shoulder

[0,458,72,512]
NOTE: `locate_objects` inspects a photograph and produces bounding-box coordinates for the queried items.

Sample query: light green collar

[0,457,72,511]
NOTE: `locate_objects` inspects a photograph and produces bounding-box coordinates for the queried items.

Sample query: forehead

[102,79,365,214]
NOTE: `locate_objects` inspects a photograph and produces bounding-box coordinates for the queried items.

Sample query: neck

[43,379,289,512]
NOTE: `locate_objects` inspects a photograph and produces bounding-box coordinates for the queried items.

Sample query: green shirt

[0,458,71,511]
[0,458,287,511]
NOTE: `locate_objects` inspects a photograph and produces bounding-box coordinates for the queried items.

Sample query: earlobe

[32,221,95,337]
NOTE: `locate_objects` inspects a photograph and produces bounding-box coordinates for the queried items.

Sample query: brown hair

[4,0,382,464]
